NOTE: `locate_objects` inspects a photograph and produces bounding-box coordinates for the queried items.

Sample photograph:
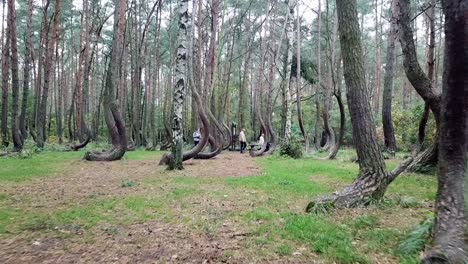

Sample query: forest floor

[0,148,435,263]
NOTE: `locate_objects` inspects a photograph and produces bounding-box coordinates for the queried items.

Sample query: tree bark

[20,0,34,141]
[167,0,189,170]
[398,0,441,172]
[295,3,308,152]
[421,0,467,262]
[36,0,60,148]
[307,0,411,210]
[1,0,9,147]
[284,0,296,143]
[8,0,22,151]
[382,0,398,154]
[84,0,128,161]
[314,0,322,150]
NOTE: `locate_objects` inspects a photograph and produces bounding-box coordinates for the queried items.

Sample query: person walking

[193,129,201,147]
[239,128,247,153]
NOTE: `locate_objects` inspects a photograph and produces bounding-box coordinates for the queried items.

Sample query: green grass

[0,151,83,182]
[0,149,437,263]
[0,149,162,183]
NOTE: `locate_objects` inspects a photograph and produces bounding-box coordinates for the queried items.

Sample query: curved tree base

[406,143,437,173]
[70,136,90,151]
[263,142,276,155]
[307,157,413,212]
[195,135,221,159]
[84,102,127,162]
[84,147,126,161]
[159,141,171,151]
[250,143,267,157]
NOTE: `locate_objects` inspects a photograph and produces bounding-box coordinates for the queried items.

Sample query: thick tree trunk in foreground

[307,0,411,210]
[36,0,60,148]
[422,1,467,262]
[8,0,22,151]
[84,0,127,161]
[382,0,398,154]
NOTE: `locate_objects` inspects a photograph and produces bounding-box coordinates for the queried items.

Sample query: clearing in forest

[0,150,435,263]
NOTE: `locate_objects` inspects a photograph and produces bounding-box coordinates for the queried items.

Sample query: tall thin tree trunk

[295,3,308,151]
[382,0,398,154]
[8,0,22,150]
[314,0,321,149]
[284,0,296,143]
[36,0,60,148]
[20,0,34,141]
[1,0,10,147]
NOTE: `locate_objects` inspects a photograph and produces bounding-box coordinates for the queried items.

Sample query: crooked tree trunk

[307,0,411,210]
[421,1,467,262]
[398,0,441,172]
[413,0,436,156]
[84,0,127,161]
[328,86,345,160]
[413,103,430,155]
[8,0,22,151]
[159,88,210,166]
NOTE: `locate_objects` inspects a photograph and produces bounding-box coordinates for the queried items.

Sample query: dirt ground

[0,152,319,264]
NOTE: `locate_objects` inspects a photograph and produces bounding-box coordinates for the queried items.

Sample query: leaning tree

[307,0,412,210]
[421,0,467,262]
[84,0,128,161]
[398,0,441,172]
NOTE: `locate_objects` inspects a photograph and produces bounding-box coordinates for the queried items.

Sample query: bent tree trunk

[398,0,440,172]
[421,1,467,262]
[84,0,127,161]
[158,89,210,166]
[307,0,411,210]
[328,89,345,159]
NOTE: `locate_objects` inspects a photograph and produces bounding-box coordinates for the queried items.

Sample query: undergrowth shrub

[280,137,303,159]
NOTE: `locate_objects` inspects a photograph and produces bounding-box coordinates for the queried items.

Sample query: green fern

[395,215,434,256]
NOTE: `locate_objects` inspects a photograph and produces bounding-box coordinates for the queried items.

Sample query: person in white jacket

[258,133,265,147]
[239,128,247,153]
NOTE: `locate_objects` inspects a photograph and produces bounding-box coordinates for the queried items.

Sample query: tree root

[421,245,468,264]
